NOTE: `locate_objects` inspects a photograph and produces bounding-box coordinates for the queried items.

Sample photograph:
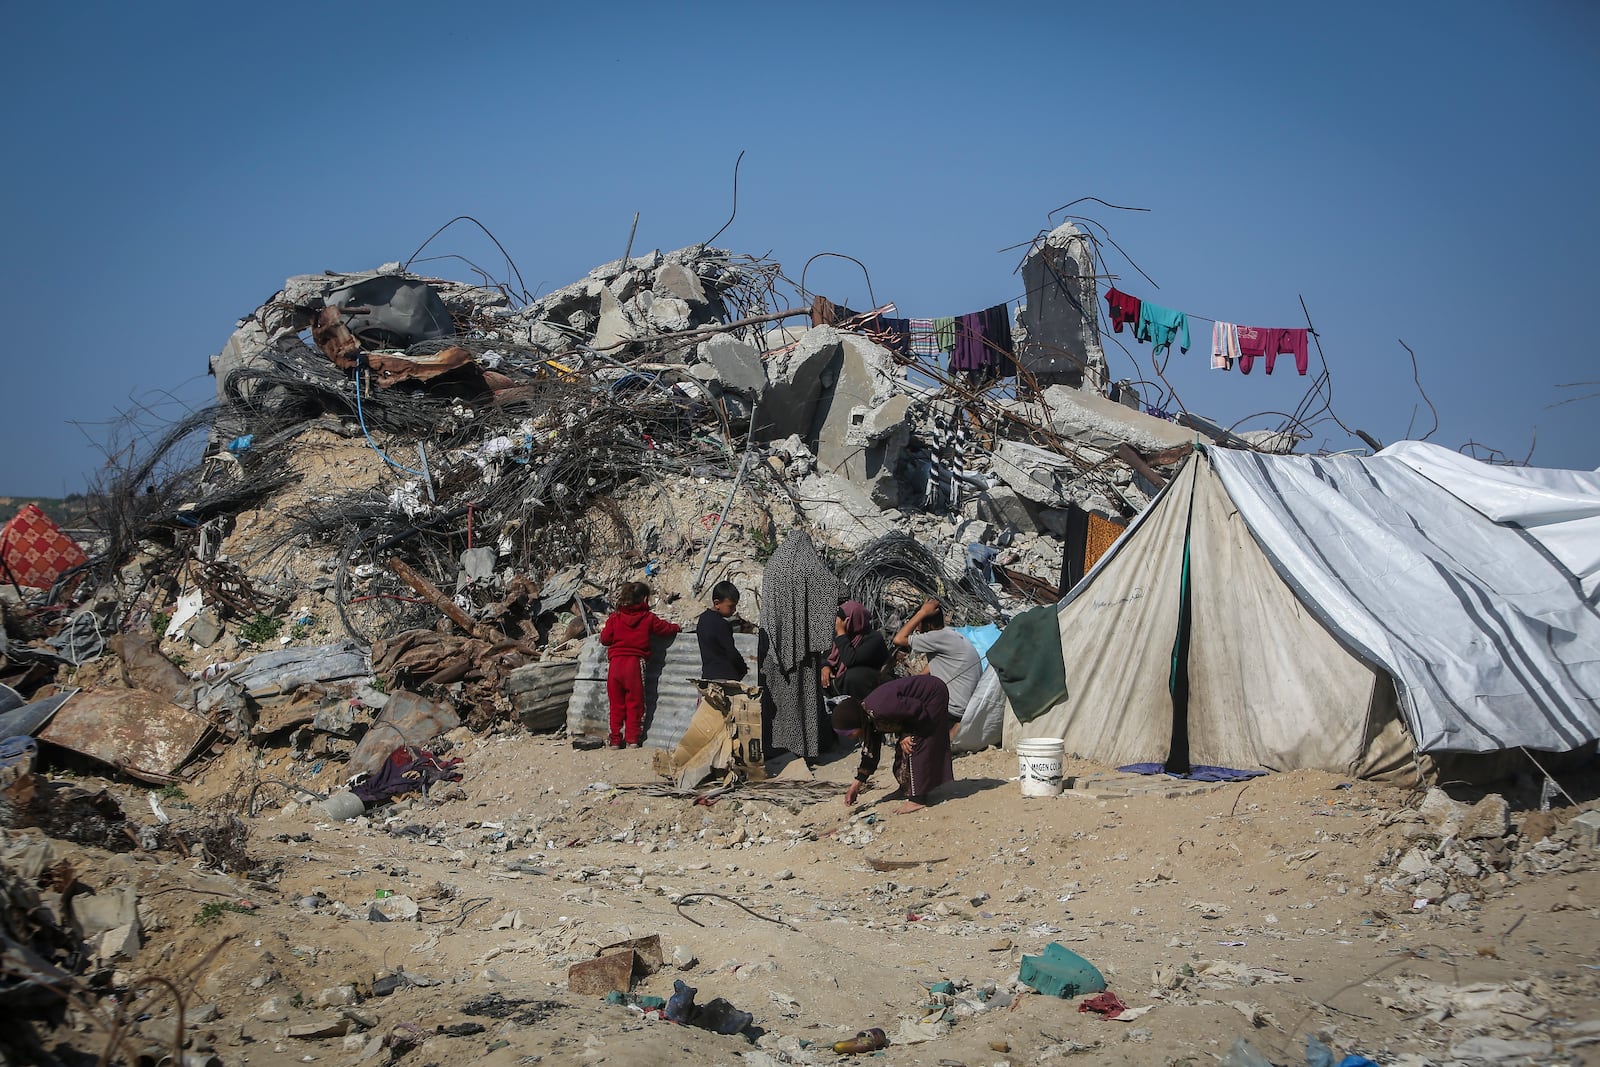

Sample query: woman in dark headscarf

[833,674,955,814]
[758,530,844,765]
[822,600,890,700]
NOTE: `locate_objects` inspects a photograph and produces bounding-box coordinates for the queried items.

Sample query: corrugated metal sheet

[506,658,581,732]
[566,632,760,750]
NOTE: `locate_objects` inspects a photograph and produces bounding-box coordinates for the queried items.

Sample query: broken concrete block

[188,611,224,648]
[654,262,707,304]
[568,950,636,996]
[845,394,912,448]
[760,327,841,442]
[977,487,1041,535]
[1461,794,1510,840]
[644,294,692,331]
[1035,385,1194,455]
[1418,787,1468,832]
[813,333,900,469]
[97,922,142,961]
[792,472,895,551]
[372,894,419,921]
[701,335,767,397]
[591,286,635,348]
[1396,848,1430,875]
[988,439,1081,507]
[598,934,664,975]
[1571,809,1600,849]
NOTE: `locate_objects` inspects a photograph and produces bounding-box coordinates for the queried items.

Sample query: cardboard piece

[659,680,766,788]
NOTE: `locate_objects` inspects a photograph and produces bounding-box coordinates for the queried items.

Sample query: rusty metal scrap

[36,689,212,783]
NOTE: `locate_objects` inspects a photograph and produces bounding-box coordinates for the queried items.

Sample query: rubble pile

[26,225,1600,1066]
[1375,787,1600,918]
[3,226,1214,758]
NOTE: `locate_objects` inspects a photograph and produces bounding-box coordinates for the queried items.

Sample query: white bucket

[1016,738,1066,797]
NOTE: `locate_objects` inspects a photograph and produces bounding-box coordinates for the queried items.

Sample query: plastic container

[1016,737,1065,797]
[315,790,366,821]
[1018,942,1106,998]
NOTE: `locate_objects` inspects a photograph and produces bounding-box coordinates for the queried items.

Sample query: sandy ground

[15,728,1600,1067]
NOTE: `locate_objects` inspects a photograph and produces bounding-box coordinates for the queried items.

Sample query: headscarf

[825,600,872,671]
[758,530,844,670]
[830,697,866,733]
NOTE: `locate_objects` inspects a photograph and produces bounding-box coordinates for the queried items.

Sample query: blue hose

[352,369,427,478]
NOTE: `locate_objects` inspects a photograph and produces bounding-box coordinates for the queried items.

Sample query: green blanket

[987,604,1067,723]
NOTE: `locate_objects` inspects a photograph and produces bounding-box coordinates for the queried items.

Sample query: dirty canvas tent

[1005,442,1600,781]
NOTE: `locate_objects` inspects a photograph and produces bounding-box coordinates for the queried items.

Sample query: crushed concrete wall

[1015,222,1108,391]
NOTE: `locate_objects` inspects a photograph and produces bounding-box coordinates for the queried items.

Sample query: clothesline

[1102,284,1316,377]
[816,266,1322,386]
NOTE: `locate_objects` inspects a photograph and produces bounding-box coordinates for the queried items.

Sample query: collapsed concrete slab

[1031,385,1195,455]
[759,327,842,441]
[810,333,910,506]
[700,334,767,397]
[988,439,1083,509]
[1015,222,1108,391]
[792,471,897,551]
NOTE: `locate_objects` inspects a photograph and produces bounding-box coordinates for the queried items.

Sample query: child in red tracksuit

[599,582,681,748]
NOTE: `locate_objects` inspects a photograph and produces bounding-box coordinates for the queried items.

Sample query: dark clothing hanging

[1104,288,1142,334]
[829,629,891,700]
[1057,504,1092,593]
[696,608,747,681]
[811,295,864,327]
[864,315,912,356]
[981,303,1015,377]
[1236,326,1309,376]
[951,311,991,373]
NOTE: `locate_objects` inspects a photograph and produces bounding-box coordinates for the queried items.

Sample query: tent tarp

[1004,456,1191,761]
[1211,446,1600,755]
[1007,443,1600,776]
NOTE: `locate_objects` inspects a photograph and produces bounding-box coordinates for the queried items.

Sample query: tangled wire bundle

[842,532,997,630]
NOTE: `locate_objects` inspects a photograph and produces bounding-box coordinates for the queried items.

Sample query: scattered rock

[1461,795,1511,840]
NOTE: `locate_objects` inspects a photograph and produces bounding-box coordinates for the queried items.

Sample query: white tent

[1003,443,1600,780]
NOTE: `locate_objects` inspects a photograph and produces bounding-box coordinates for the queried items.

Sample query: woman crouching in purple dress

[833,674,955,814]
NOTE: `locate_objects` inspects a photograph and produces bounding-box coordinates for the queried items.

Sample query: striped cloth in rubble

[924,404,971,514]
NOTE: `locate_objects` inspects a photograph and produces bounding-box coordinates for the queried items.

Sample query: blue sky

[3,1,1596,497]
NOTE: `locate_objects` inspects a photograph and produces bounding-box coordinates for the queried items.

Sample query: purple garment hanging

[950,312,990,372]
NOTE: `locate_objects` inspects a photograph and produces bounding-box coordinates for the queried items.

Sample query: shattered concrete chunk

[1461,794,1511,840]
[654,262,707,304]
[592,286,636,349]
[1571,809,1600,848]
[977,486,1042,535]
[645,295,692,331]
[1034,385,1195,454]
[760,327,841,442]
[701,335,767,397]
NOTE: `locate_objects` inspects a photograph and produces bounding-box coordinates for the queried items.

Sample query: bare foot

[893,800,926,814]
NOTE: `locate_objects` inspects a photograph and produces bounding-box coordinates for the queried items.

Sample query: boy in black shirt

[697,580,747,681]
